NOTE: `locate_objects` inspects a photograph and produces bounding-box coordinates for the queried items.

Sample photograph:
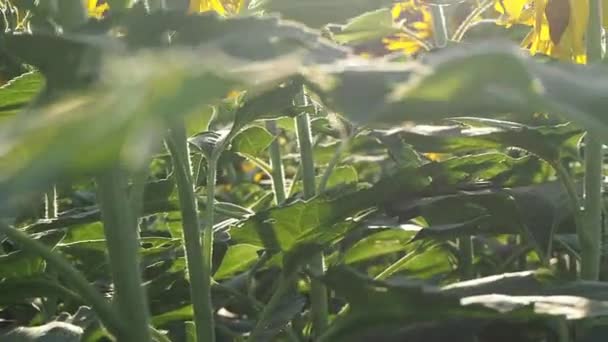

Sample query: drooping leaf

[251,0,395,28]
[303,42,608,145]
[328,8,399,45]
[379,121,582,164]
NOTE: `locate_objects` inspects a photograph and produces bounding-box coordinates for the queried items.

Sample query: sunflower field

[3,0,608,341]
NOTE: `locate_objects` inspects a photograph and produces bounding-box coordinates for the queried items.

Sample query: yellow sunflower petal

[86,0,109,19]
[189,0,227,15]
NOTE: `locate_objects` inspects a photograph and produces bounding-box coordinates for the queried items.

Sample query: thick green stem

[318,137,348,194]
[43,186,59,320]
[266,120,287,205]
[582,137,603,280]
[295,108,328,336]
[44,186,58,220]
[581,0,604,280]
[429,4,449,48]
[167,123,215,342]
[97,168,151,342]
[203,154,219,341]
[0,222,127,339]
[458,237,475,279]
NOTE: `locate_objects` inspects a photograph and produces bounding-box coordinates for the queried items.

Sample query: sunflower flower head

[383,0,433,55]
[86,0,109,19]
[495,0,588,64]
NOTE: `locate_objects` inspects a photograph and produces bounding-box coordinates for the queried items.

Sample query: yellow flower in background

[86,0,109,18]
[383,0,433,55]
[495,0,535,26]
[189,0,244,16]
[495,0,590,64]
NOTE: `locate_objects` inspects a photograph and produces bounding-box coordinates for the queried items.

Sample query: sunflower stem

[96,167,151,342]
[580,0,604,280]
[429,4,449,48]
[266,120,287,205]
[295,91,328,337]
[166,123,215,342]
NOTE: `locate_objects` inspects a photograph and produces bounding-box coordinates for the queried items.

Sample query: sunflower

[188,0,244,15]
[86,0,109,19]
[495,0,593,64]
[383,0,434,55]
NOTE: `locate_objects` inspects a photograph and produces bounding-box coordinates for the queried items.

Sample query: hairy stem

[266,120,287,205]
[166,123,215,342]
[581,0,604,280]
[97,168,151,342]
[429,4,449,48]
[295,103,328,336]
[458,237,475,279]
[44,186,58,220]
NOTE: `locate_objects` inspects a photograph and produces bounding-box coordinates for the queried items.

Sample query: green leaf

[152,305,193,326]
[231,126,275,158]
[381,122,582,164]
[0,72,44,118]
[344,229,416,264]
[230,80,304,135]
[214,244,262,280]
[329,8,398,45]
[230,168,430,251]
[290,165,358,194]
[460,294,608,320]
[252,0,395,28]
[0,276,82,305]
[304,42,608,145]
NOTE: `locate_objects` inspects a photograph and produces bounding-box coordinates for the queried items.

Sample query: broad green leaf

[214,244,262,280]
[318,266,495,342]
[386,180,574,258]
[252,0,394,28]
[124,11,348,63]
[0,48,294,207]
[329,8,398,45]
[344,229,416,264]
[230,125,274,158]
[290,165,358,194]
[388,244,455,280]
[152,305,193,326]
[0,229,64,278]
[230,80,304,135]
[0,276,82,305]
[303,42,608,145]
[321,267,608,341]
[0,251,45,279]
[0,72,44,118]
[230,167,430,251]
[381,122,582,164]
[460,294,608,320]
